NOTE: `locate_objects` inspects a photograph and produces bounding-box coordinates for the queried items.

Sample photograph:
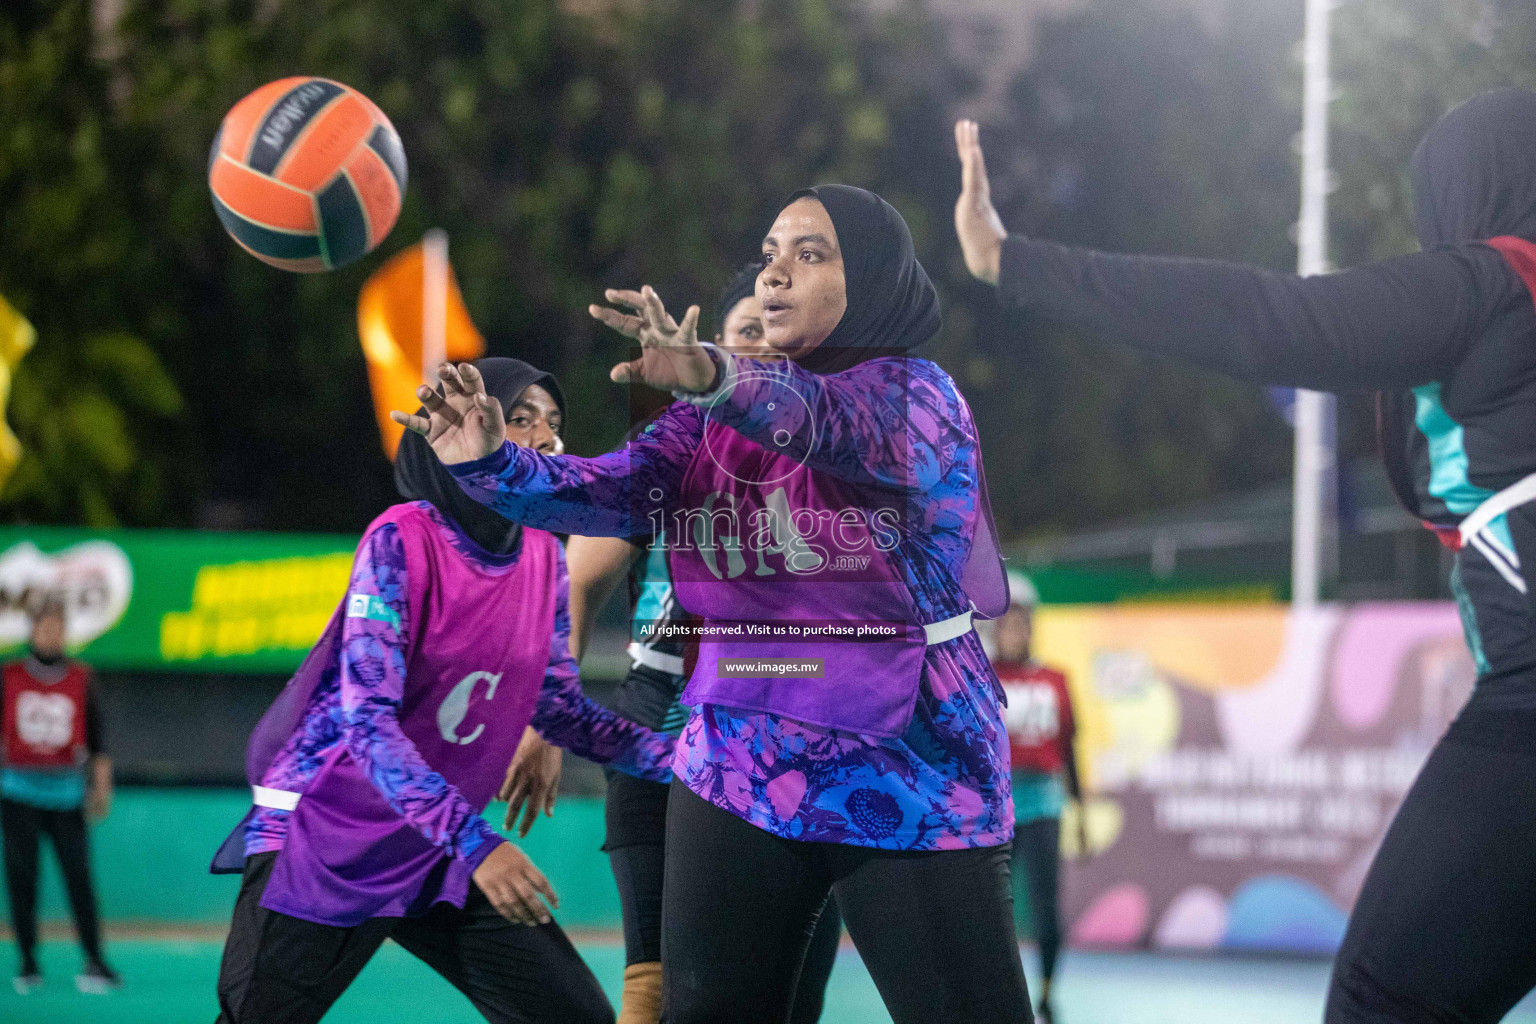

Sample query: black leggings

[0,798,102,963]
[1011,817,1061,983]
[604,771,841,1023]
[661,780,1032,1024]
[215,852,612,1024]
[1326,703,1536,1022]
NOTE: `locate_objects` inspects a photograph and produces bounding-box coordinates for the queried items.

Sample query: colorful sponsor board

[0,527,356,672]
[1040,602,1473,954]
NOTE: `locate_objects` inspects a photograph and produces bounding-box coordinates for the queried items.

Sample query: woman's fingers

[522,862,559,909]
[440,362,473,398]
[956,119,989,202]
[475,392,504,445]
[958,120,984,197]
[677,304,701,346]
[418,384,458,420]
[458,360,488,399]
[590,304,644,339]
[640,286,671,334]
[497,760,517,803]
[503,771,531,832]
[494,881,540,926]
[954,119,1007,286]
[517,794,541,838]
[440,361,486,405]
[390,410,431,435]
[604,288,646,310]
[609,357,644,383]
[542,770,560,816]
[505,874,550,924]
[503,773,529,826]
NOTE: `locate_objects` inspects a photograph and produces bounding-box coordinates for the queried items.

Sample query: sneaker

[75,959,122,994]
[13,966,43,995]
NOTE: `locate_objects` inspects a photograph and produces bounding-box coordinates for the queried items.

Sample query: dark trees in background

[2,0,1534,537]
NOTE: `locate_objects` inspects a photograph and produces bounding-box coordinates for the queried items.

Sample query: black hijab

[1411,87,1536,248]
[782,185,941,375]
[715,261,764,336]
[394,357,565,556]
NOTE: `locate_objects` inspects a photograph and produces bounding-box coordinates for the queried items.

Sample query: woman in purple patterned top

[398,189,1033,1023]
[212,359,673,1024]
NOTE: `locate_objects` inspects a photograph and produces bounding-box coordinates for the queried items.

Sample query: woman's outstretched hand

[591,286,719,394]
[954,119,1008,286]
[390,362,505,465]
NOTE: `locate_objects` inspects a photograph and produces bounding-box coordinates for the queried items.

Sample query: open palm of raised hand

[590,286,719,394]
[954,119,1007,285]
[389,362,506,465]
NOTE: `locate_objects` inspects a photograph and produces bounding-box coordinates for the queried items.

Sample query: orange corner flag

[356,237,485,458]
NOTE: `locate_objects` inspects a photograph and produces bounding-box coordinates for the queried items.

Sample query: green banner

[0,526,1282,673]
[0,526,358,672]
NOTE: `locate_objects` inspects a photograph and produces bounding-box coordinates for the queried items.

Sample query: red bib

[2,660,89,770]
[994,660,1073,773]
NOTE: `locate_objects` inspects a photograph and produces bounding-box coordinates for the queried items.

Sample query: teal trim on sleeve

[1413,383,1495,515]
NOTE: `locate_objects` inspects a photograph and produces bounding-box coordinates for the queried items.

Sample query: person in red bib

[1,595,119,995]
[990,571,1086,1024]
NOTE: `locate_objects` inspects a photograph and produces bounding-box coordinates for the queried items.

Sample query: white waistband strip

[253,785,301,812]
[628,642,686,677]
[923,610,974,645]
[1460,471,1536,546]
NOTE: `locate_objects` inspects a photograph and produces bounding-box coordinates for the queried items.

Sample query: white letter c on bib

[437,671,501,745]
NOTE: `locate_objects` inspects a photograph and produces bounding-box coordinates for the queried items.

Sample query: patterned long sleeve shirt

[246,506,672,863]
[450,354,1012,850]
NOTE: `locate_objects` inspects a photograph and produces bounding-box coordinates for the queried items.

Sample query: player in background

[1,595,120,995]
[400,185,1032,1023]
[955,90,1536,1023]
[501,265,842,1024]
[209,359,674,1024]
[988,571,1086,1024]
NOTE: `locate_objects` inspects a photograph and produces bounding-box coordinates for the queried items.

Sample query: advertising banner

[0,526,356,672]
[1041,602,1474,954]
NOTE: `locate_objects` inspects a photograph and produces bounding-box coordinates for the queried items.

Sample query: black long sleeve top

[995,235,1536,524]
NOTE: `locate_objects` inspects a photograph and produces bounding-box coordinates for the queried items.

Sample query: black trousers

[604,771,841,1024]
[661,780,1032,1024]
[1325,701,1536,1023]
[215,851,613,1024]
[0,798,102,963]
[1011,817,1062,983]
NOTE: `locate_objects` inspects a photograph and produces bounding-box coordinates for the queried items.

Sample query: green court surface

[12,936,1536,1024]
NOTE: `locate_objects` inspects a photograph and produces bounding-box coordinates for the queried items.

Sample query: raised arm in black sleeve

[996,236,1522,392]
